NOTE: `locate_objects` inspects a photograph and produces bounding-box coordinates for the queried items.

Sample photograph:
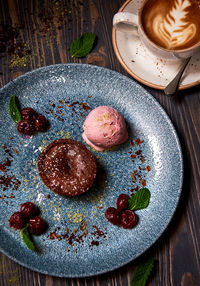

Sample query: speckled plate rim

[0,63,184,277]
[112,0,200,90]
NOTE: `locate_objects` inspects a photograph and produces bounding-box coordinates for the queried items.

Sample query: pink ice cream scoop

[82,106,128,151]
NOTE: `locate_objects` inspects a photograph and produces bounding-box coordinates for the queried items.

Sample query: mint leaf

[20,225,36,251]
[69,32,96,58]
[129,188,151,211]
[9,95,21,123]
[131,257,155,286]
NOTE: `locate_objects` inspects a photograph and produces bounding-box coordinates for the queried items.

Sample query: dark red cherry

[34,115,47,131]
[20,202,38,219]
[28,216,46,235]
[21,107,37,122]
[105,207,121,225]
[116,193,130,211]
[121,210,138,229]
[9,212,26,230]
[17,120,35,135]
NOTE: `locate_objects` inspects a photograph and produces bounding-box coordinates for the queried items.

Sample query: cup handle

[113,12,139,33]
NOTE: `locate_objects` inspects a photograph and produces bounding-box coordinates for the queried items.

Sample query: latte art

[153,0,196,49]
[142,0,200,50]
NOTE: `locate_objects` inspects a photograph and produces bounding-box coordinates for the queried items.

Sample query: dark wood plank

[0,0,200,285]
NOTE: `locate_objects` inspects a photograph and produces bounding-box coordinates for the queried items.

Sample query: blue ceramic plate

[0,64,183,277]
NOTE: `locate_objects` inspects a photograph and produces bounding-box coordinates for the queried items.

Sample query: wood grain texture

[0,0,200,285]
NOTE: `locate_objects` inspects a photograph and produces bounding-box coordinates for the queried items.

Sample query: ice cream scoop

[82,106,128,151]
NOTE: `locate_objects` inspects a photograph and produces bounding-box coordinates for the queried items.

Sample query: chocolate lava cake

[37,139,97,196]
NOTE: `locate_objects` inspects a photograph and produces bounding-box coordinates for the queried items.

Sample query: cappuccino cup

[113,0,200,60]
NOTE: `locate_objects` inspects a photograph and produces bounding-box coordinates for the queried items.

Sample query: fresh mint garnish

[128,188,151,211]
[9,95,21,123]
[20,224,36,251]
[69,32,96,58]
[131,257,155,286]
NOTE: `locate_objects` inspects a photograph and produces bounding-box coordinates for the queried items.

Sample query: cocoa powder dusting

[128,138,151,193]
[0,144,21,199]
[47,100,91,125]
[90,240,99,246]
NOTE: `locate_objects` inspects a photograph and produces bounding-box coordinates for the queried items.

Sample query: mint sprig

[128,188,151,211]
[20,224,36,251]
[9,95,21,123]
[69,32,96,58]
[131,257,155,286]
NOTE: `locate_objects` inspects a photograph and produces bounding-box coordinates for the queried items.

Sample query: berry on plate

[28,216,47,235]
[20,202,38,219]
[121,210,138,229]
[9,212,26,230]
[105,207,121,225]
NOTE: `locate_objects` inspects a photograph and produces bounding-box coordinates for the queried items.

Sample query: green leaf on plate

[69,32,96,58]
[131,257,155,286]
[20,225,36,251]
[9,95,21,123]
[128,188,151,211]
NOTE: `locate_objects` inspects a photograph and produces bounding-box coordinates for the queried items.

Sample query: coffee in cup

[113,0,200,60]
[141,0,200,51]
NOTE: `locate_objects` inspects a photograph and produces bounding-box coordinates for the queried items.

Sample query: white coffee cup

[113,0,200,61]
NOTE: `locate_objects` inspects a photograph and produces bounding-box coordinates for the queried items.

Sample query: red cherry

[20,202,38,219]
[116,193,130,211]
[121,210,138,229]
[34,115,47,131]
[17,120,35,135]
[28,216,46,235]
[21,107,38,122]
[9,212,26,230]
[105,207,121,225]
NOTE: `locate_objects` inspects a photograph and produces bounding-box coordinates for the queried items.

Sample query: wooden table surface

[0,0,200,285]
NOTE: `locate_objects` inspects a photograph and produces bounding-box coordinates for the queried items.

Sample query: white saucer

[112,0,200,90]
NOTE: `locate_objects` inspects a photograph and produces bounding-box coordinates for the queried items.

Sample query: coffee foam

[142,0,200,50]
[153,0,196,49]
